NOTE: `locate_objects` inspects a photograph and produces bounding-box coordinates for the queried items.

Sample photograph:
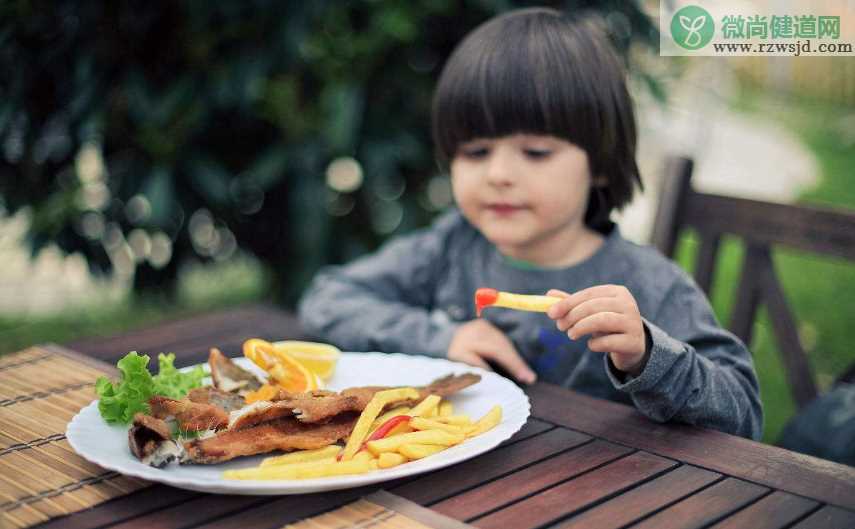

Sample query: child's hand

[448,319,537,384]
[546,286,649,377]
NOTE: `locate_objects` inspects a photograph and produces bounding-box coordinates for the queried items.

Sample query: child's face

[451,134,596,266]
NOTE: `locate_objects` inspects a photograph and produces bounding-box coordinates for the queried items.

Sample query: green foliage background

[0,1,656,304]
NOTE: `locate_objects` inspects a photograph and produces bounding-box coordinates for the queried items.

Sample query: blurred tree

[0,0,657,305]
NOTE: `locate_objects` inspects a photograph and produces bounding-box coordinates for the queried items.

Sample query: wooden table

[40,304,855,529]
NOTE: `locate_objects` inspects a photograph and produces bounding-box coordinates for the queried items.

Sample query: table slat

[192,485,390,529]
[392,427,590,505]
[789,505,855,529]
[528,383,855,510]
[553,464,721,529]
[630,477,769,529]
[709,491,819,529]
[472,451,676,529]
[504,419,553,445]
[431,440,631,521]
[104,494,270,529]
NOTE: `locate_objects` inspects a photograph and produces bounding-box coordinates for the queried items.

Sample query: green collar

[501,254,545,271]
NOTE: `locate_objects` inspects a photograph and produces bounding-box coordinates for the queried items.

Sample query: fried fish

[187,386,246,412]
[149,395,230,431]
[184,413,359,464]
[209,347,263,395]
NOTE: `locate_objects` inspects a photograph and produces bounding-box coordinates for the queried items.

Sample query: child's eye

[460,147,490,159]
[523,148,552,160]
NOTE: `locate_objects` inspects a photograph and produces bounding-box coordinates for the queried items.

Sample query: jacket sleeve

[605,276,764,440]
[297,220,459,359]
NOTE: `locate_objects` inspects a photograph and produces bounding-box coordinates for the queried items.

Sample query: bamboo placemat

[283,491,473,529]
[0,345,149,529]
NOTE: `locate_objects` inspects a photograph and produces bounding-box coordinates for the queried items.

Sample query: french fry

[224,458,375,480]
[467,405,502,437]
[366,430,464,455]
[410,417,465,435]
[260,446,341,467]
[433,415,473,426]
[295,459,376,479]
[341,387,420,461]
[352,450,375,463]
[409,395,441,417]
[386,422,413,437]
[223,457,338,480]
[475,288,561,316]
[399,443,446,459]
[377,452,407,469]
[438,401,453,417]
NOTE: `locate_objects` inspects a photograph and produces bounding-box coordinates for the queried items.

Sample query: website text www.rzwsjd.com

[712,39,853,55]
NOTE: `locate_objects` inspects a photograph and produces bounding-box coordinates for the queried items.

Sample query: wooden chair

[650,156,855,409]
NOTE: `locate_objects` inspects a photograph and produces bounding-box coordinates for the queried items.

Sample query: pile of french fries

[223,387,502,480]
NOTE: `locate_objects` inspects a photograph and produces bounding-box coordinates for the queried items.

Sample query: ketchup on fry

[475,288,499,317]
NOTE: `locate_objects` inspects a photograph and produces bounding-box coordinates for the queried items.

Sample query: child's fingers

[477,347,537,384]
[587,333,639,355]
[565,285,622,307]
[545,289,575,319]
[568,312,628,340]
[556,297,626,332]
[545,290,571,320]
[453,351,493,371]
[547,298,571,320]
[548,285,620,319]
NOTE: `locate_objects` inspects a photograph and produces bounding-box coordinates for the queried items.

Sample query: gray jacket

[299,209,763,439]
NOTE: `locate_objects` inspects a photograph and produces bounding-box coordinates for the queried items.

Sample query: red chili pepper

[336,415,411,461]
[365,415,412,443]
[366,415,411,443]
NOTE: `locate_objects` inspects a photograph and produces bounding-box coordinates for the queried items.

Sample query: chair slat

[757,248,819,406]
[651,157,694,256]
[694,231,721,296]
[683,193,855,261]
[729,244,765,346]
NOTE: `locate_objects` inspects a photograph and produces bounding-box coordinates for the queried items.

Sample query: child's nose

[484,150,515,187]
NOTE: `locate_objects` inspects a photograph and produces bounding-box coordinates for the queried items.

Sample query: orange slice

[243,338,320,393]
[244,383,279,404]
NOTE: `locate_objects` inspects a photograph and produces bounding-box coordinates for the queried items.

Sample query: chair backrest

[651,156,855,409]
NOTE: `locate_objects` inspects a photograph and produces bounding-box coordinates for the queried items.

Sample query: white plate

[66,352,530,495]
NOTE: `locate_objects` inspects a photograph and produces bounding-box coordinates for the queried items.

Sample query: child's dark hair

[432,8,641,229]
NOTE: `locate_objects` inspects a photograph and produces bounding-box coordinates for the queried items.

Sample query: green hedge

[0,1,655,304]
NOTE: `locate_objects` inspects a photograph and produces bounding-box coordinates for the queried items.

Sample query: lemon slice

[273,341,340,381]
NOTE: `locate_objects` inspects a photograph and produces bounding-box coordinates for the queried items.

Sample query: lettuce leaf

[95,351,205,424]
[152,353,206,399]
